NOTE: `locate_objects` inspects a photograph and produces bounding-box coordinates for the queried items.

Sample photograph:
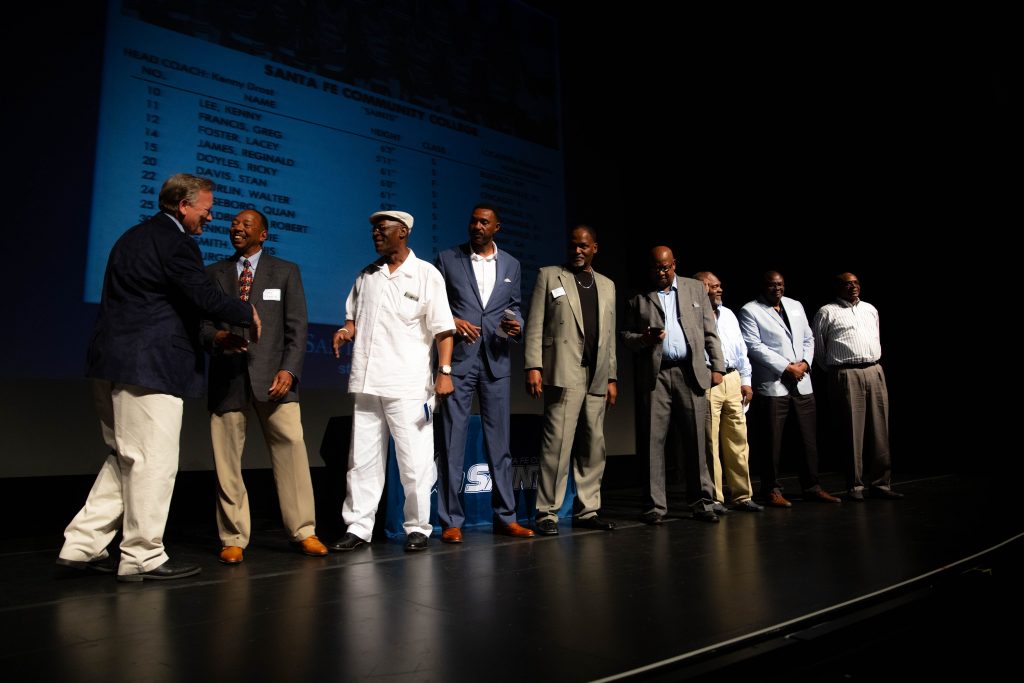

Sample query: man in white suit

[738,271,841,507]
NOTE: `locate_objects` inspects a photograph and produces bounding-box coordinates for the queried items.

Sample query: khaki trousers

[705,371,753,504]
[210,400,316,547]
[60,380,182,575]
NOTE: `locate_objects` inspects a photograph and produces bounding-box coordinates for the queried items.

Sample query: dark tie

[239,259,253,302]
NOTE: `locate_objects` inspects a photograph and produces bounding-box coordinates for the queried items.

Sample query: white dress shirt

[715,304,752,385]
[344,250,455,400]
[234,248,263,277]
[470,244,498,307]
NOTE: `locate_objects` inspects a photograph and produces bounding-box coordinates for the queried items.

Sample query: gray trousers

[638,364,715,514]
[535,377,608,522]
[829,364,892,490]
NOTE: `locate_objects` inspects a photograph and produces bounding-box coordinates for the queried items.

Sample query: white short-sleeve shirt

[345,250,456,400]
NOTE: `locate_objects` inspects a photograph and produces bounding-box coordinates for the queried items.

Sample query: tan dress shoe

[219,546,244,564]
[441,527,463,543]
[804,489,842,504]
[298,535,329,556]
[495,522,535,538]
[765,491,793,508]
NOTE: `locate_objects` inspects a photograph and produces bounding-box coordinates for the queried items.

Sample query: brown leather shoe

[804,489,842,504]
[495,522,535,538]
[298,535,329,556]
[441,527,463,544]
[765,491,793,508]
[219,546,243,564]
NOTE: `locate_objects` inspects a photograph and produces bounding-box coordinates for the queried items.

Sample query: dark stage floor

[1,472,1020,682]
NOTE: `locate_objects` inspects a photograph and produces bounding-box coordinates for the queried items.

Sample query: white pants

[342,393,436,541]
[60,381,182,575]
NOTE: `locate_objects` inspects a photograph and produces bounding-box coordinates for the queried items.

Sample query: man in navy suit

[58,174,258,582]
[738,271,840,507]
[434,204,534,542]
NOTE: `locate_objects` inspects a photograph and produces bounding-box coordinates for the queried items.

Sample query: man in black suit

[201,209,327,564]
[58,173,258,582]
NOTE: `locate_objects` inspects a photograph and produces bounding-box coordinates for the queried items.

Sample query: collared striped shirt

[812,298,882,367]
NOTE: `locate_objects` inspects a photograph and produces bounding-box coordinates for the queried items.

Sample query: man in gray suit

[201,209,327,564]
[622,247,725,524]
[738,271,841,507]
[525,225,617,535]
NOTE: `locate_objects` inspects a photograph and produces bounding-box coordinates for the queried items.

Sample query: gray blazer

[621,276,724,392]
[201,254,308,412]
[738,296,815,397]
[525,266,617,394]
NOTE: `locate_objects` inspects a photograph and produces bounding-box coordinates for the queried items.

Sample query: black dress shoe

[847,489,866,502]
[572,515,616,530]
[692,509,720,523]
[730,499,764,512]
[711,502,730,515]
[534,518,559,536]
[117,560,201,583]
[869,487,904,500]
[404,532,429,552]
[640,511,664,525]
[55,556,114,576]
[327,533,369,551]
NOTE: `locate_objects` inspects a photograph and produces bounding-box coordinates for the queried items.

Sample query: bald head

[695,271,722,307]
[651,246,673,263]
[649,246,676,291]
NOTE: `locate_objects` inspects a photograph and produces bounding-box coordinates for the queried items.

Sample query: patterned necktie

[239,259,253,302]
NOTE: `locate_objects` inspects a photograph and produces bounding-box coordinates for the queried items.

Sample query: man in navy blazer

[434,204,534,542]
[58,174,257,582]
[738,271,840,507]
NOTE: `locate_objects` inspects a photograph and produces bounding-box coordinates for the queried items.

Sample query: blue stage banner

[383,415,575,538]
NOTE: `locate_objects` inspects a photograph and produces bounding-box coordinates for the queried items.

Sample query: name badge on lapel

[263,288,281,301]
[551,287,566,299]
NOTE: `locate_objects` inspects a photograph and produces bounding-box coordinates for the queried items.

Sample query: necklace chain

[574,270,595,289]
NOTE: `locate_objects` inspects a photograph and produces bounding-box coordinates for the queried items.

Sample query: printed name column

[137,83,164,223]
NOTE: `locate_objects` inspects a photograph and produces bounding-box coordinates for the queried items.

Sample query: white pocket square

[504,278,512,283]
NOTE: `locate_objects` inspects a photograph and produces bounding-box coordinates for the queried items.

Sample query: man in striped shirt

[812,273,902,501]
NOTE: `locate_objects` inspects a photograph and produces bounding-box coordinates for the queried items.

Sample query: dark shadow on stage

[0,472,1018,682]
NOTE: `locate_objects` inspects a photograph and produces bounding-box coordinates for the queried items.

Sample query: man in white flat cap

[328,210,456,552]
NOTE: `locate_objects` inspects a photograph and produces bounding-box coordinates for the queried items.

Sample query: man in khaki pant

[201,209,327,564]
[696,272,763,513]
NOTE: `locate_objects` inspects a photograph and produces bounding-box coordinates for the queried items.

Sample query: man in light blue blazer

[434,204,535,542]
[738,271,841,507]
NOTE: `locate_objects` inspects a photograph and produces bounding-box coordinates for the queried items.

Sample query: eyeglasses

[371,223,403,234]
[651,265,673,273]
[191,205,213,218]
